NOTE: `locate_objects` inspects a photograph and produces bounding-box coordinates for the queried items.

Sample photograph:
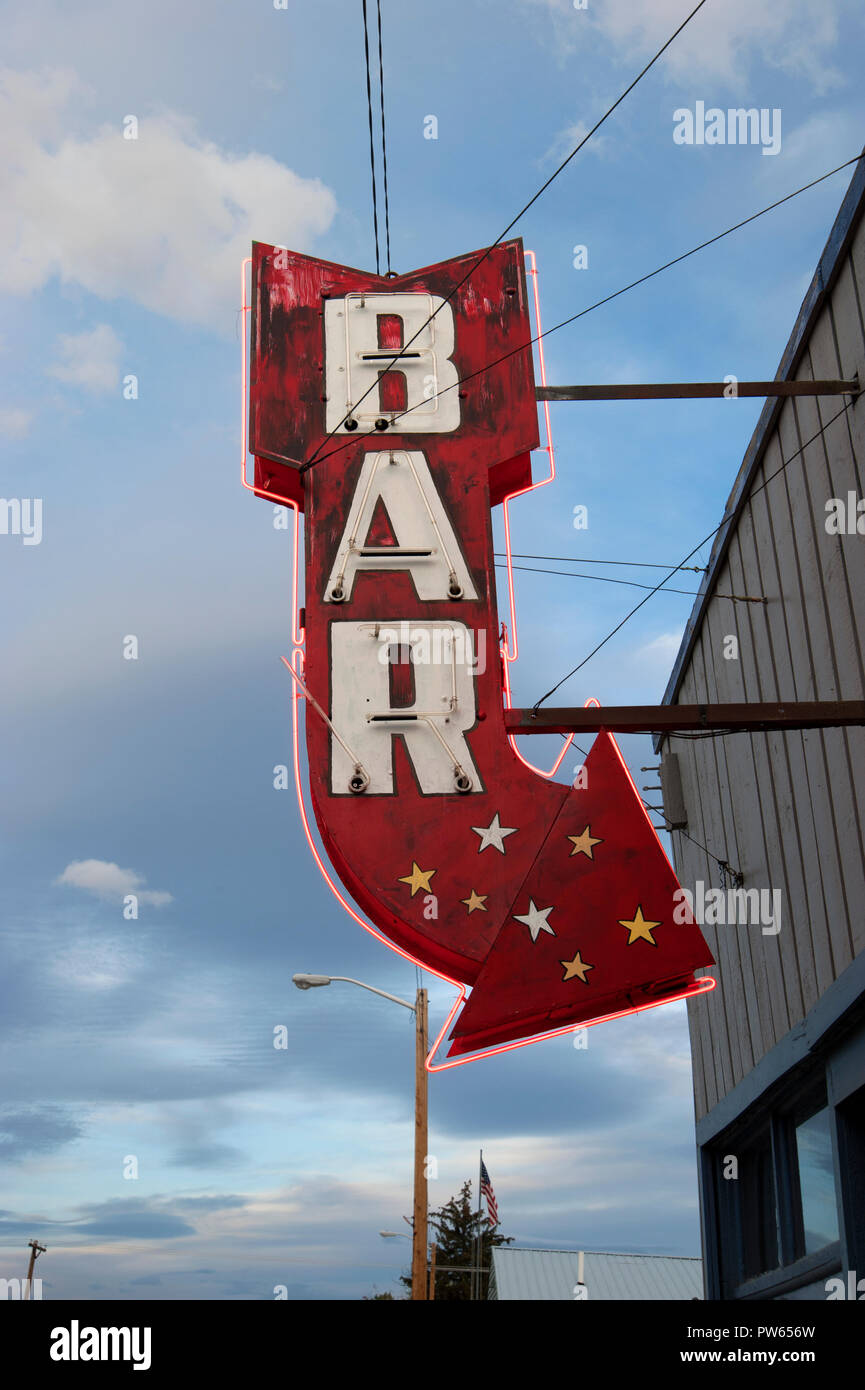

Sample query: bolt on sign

[246,239,715,1063]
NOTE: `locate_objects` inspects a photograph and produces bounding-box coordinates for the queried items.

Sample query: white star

[471,813,517,854]
[513,899,556,942]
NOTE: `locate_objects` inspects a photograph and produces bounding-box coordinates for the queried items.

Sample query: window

[709,1073,843,1296]
[739,1127,778,1280]
[794,1107,840,1254]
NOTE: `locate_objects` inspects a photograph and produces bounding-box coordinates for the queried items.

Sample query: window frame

[706,1066,844,1299]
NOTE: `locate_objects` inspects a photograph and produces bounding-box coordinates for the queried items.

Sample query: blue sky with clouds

[1,0,864,1300]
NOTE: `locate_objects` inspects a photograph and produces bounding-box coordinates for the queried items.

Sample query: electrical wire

[495,560,703,596]
[643,799,740,876]
[547,738,743,874]
[666,729,739,740]
[532,397,857,709]
[301,0,711,470]
[376,0,392,273]
[303,154,863,474]
[495,551,706,572]
[361,0,381,275]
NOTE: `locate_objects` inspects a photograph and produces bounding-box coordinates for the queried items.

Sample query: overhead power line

[496,560,701,595]
[376,0,392,274]
[301,153,864,475]
[493,561,762,600]
[531,397,857,710]
[361,0,382,274]
[301,0,710,470]
[641,800,742,879]
[495,551,706,572]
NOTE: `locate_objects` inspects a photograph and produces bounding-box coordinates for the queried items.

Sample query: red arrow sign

[246,239,715,1063]
[447,729,715,1056]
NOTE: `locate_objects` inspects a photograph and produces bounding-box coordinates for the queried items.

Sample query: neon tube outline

[242,253,715,1070]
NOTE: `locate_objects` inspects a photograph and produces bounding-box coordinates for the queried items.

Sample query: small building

[488,1248,702,1301]
[658,157,865,1299]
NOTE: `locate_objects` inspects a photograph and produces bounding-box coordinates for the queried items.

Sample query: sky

[1,0,864,1301]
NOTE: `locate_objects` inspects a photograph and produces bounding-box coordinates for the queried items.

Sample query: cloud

[0,407,33,438]
[49,934,145,991]
[0,1197,199,1242]
[56,858,173,907]
[521,0,847,91]
[637,630,686,671]
[47,324,123,394]
[0,1106,83,1157]
[172,1195,248,1213]
[0,67,337,331]
[169,1143,245,1169]
[540,120,610,167]
[75,1211,196,1240]
[753,110,865,193]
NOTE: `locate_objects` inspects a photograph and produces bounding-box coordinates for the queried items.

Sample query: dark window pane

[795,1107,839,1254]
[741,1129,778,1279]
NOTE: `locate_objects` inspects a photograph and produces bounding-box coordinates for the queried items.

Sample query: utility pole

[25,1240,46,1299]
[428,1242,437,1301]
[411,987,429,1301]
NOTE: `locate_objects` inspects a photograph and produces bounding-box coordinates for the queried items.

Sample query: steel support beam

[504,701,865,735]
[536,379,860,402]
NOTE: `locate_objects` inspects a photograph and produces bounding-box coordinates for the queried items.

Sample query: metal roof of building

[489,1247,703,1301]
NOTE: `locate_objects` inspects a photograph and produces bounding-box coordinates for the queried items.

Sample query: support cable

[376,0,392,273]
[301,0,711,470]
[301,155,863,474]
[532,399,856,709]
[361,0,381,275]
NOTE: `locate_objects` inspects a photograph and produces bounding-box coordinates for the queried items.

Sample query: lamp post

[293,973,429,1301]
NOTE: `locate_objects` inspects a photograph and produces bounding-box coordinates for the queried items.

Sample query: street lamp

[380,1229,439,1300]
[293,972,429,1301]
[292,974,415,1010]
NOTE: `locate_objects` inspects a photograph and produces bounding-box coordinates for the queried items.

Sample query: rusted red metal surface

[249,241,536,509]
[247,239,714,1059]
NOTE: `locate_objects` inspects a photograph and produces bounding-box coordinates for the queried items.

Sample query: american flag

[480,1161,499,1228]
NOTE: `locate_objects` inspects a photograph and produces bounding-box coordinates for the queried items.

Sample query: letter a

[324,450,477,602]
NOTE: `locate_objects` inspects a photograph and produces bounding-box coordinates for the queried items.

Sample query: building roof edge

[654,152,865,753]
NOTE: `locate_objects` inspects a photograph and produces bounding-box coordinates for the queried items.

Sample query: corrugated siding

[489,1248,703,1301]
[670,192,865,1122]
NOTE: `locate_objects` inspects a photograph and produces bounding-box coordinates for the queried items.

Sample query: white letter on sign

[330,621,482,795]
[324,293,460,433]
[324,450,478,603]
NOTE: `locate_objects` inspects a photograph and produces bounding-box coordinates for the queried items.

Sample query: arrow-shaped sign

[246,238,714,1062]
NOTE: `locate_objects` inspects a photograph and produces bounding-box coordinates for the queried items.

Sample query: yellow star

[618,905,661,946]
[398,862,436,897]
[561,951,594,983]
[567,826,603,859]
[461,890,488,914]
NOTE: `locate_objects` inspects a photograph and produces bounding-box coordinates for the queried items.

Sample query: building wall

[661,185,865,1123]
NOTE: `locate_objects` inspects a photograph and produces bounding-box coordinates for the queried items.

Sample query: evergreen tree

[398,1179,513,1300]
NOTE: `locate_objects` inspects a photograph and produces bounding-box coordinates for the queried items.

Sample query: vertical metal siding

[669,207,865,1122]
